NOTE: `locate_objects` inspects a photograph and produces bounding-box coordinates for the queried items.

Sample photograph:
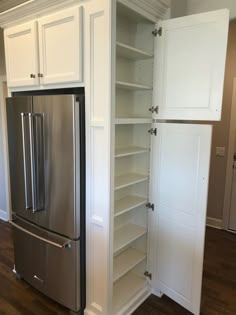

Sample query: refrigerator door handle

[9,221,72,249]
[29,113,37,212]
[29,113,45,212]
[21,113,32,209]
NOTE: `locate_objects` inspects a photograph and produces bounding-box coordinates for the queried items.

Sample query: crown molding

[0,0,88,28]
[129,0,171,19]
[0,0,171,28]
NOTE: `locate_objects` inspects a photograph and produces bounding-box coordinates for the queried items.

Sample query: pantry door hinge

[146,203,154,211]
[152,27,162,37]
[149,106,159,114]
[144,271,152,280]
[148,128,157,136]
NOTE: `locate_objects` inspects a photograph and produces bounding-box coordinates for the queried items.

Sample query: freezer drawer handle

[9,221,72,249]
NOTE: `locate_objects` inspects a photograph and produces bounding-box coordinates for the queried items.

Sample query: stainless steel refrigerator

[6,92,85,314]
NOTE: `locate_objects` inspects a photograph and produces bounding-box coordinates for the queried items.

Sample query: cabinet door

[38,7,83,85]
[153,9,229,121]
[4,21,39,88]
[149,123,212,315]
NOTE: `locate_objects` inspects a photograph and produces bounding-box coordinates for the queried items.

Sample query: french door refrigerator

[6,93,85,314]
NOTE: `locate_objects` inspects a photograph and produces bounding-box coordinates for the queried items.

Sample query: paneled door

[4,21,39,88]
[38,7,83,85]
[149,123,212,315]
[153,9,229,121]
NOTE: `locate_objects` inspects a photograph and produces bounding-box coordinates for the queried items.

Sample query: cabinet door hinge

[152,27,162,37]
[146,203,154,211]
[149,106,159,114]
[144,271,152,280]
[148,128,157,136]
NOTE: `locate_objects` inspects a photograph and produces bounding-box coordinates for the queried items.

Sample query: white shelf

[116,41,153,60]
[115,146,149,158]
[114,223,147,254]
[114,195,148,217]
[115,173,149,190]
[116,80,152,91]
[113,248,146,282]
[113,272,147,314]
[115,118,152,125]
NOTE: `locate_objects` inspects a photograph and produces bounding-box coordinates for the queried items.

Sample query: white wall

[187,0,236,20]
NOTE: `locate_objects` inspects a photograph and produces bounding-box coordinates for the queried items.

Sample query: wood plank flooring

[0,220,236,314]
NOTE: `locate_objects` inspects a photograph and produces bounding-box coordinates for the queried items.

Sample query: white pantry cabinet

[106,3,229,315]
[4,6,83,88]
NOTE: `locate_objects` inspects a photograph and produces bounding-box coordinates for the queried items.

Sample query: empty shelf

[114,195,148,217]
[116,81,152,90]
[114,223,147,254]
[115,118,152,124]
[113,272,147,314]
[115,173,149,190]
[113,248,146,282]
[116,41,153,60]
[115,146,149,158]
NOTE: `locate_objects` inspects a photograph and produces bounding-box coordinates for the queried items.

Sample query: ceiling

[0,0,31,14]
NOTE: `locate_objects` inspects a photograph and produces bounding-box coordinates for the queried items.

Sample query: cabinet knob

[38,73,43,78]
[30,74,36,78]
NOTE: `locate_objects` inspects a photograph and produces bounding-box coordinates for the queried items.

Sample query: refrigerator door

[6,96,37,223]
[12,214,81,312]
[32,95,81,239]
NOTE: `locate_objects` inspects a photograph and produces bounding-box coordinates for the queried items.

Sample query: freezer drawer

[12,216,81,312]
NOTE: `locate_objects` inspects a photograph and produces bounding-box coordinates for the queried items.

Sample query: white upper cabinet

[4,7,83,89]
[4,21,39,88]
[38,7,83,85]
[153,9,229,121]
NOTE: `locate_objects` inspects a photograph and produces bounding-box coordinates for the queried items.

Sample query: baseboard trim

[0,209,9,221]
[206,217,223,229]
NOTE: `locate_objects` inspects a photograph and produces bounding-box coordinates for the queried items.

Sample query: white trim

[0,209,9,221]
[206,217,223,230]
[0,75,11,221]
[223,78,236,230]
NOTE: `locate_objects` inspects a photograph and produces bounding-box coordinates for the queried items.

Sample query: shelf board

[114,223,147,254]
[115,146,149,158]
[116,80,152,91]
[115,118,152,125]
[114,195,148,217]
[116,41,153,60]
[115,173,149,190]
[113,248,146,282]
[113,272,147,314]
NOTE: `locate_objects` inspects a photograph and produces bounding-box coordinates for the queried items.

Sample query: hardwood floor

[0,220,236,315]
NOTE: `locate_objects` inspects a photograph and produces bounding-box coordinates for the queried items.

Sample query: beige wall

[0,29,5,75]
[186,0,236,20]
[186,2,236,220]
[170,1,236,221]
[0,27,7,217]
[171,0,187,18]
[207,24,236,220]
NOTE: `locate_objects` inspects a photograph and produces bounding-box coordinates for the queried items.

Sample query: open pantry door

[152,9,229,121]
[148,123,212,315]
